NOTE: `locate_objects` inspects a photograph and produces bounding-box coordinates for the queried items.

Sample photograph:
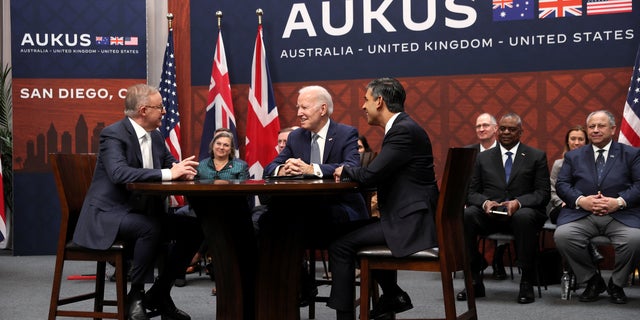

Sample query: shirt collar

[592,140,613,153]
[128,117,148,140]
[385,112,402,135]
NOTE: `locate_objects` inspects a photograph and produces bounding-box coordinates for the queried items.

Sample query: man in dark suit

[72,84,201,320]
[465,112,509,280]
[262,85,368,307]
[555,110,640,304]
[263,85,368,223]
[332,78,438,320]
[457,112,550,304]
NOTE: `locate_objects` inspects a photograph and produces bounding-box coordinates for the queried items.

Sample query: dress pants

[328,219,398,312]
[463,206,547,277]
[554,215,640,287]
[118,212,203,289]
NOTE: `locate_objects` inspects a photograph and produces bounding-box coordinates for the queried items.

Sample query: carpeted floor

[1,251,638,320]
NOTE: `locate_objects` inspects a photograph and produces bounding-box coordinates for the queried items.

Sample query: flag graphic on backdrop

[0,153,6,247]
[538,0,582,19]
[587,0,633,15]
[158,27,184,207]
[199,29,238,160]
[493,0,535,21]
[245,23,280,180]
[618,45,640,147]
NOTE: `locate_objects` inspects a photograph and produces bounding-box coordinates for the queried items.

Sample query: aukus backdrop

[9,0,640,254]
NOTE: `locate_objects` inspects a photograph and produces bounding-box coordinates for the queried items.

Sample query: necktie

[596,149,605,181]
[310,133,321,164]
[141,133,153,169]
[504,151,513,183]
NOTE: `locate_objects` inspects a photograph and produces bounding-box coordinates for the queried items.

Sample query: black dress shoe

[143,290,191,320]
[456,280,485,301]
[607,278,628,304]
[588,243,604,263]
[298,286,318,307]
[579,274,606,302]
[126,290,149,320]
[517,281,535,304]
[370,291,413,320]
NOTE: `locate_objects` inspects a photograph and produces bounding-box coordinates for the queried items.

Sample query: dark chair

[357,147,478,320]
[48,153,127,320]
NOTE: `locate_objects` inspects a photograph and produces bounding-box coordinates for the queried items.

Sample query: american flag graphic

[618,45,640,147]
[539,0,582,18]
[245,23,280,180]
[199,29,238,160]
[158,27,184,206]
[587,0,633,15]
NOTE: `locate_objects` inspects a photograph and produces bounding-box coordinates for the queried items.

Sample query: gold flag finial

[216,11,223,29]
[256,8,263,25]
[167,13,174,29]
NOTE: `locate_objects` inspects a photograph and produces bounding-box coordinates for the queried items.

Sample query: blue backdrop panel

[11,0,147,255]
[190,0,640,84]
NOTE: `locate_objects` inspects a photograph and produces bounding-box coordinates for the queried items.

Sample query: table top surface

[127,178,360,196]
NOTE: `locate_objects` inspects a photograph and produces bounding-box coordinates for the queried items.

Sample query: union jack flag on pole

[619,44,640,147]
[0,152,6,248]
[158,24,185,206]
[199,24,238,160]
[246,11,280,179]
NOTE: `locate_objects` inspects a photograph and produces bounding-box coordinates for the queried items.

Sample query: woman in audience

[548,125,588,223]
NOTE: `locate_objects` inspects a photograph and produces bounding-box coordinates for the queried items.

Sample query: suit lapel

[123,118,145,168]
[489,147,507,184]
[600,142,619,184]
[323,121,337,163]
[508,145,527,184]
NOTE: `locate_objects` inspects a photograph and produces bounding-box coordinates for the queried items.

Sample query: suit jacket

[556,141,640,228]
[343,113,439,257]
[264,120,368,221]
[73,117,176,250]
[467,143,550,213]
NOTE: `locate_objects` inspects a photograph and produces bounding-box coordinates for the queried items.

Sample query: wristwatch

[617,197,625,210]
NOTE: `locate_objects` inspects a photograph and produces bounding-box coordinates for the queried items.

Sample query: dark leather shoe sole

[579,276,606,302]
[456,282,485,301]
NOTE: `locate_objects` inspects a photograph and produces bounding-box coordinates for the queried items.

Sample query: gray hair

[299,85,334,115]
[124,84,159,118]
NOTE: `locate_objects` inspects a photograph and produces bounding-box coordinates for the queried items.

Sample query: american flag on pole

[619,45,640,147]
[0,153,6,247]
[246,22,280,179]
[199,29,238,160]
[158,27,185,206]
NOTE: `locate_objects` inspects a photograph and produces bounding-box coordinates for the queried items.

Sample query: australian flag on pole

[245,23,280,180]
[619,44,640,147]
[158,27,184,206]
[199,29,238,160]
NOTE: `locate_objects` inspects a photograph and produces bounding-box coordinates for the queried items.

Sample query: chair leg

[115,255,127,320]
[359,258,372,320]
[308,250,316,319]
[95,261,106,314]
[48,257,65,320]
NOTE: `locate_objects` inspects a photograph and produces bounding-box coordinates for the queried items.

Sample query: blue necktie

[596,149,605,181]
[310,133,321,164]
[505,151,513,183]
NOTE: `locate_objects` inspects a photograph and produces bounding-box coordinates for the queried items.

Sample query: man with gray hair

[555,110,640,304]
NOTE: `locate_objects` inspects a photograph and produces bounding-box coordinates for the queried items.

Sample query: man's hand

[333,166,344,182]
[282,158,313,176]
[581,192,619,216]
[500,200,520,216]
[170,155,199,180]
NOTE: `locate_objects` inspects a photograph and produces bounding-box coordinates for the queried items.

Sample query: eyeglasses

[143,104,165,111]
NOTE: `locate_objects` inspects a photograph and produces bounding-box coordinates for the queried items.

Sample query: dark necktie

[310,133,321,164]
[505,151,513,183]
[596,149,605,181]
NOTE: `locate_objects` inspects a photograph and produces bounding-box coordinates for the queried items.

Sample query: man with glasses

[466,113,508,280]
[457,112,550,304]
[554,110,640,304]
[73,84,201,320]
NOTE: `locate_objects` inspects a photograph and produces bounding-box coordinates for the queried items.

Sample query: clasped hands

[278,158,313,176]
[484,199,519,217]
[170,155,199,180]
[578,192,618,216]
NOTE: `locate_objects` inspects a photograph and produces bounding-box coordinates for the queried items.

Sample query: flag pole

[216,11,222,29]
[256,8,263,25]
[167,12,174,29]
